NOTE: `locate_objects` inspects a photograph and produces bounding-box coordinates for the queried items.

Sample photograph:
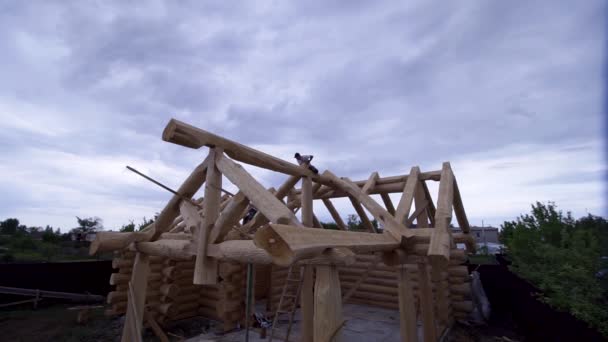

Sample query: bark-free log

[323,171,412,241]
[162,118,326,182]
[90,230,154,255]
[428,162,454,270]
[254,224,400,266]
[216,155,301,226]
[395,167,420,224]
[314,265,343,342]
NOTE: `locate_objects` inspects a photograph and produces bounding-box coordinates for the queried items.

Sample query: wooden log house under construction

[91,118,477,342]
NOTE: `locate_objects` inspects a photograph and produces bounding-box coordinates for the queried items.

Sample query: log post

[314,265,343,342]
[427,162,454,271]
[121,253,150,342]
[193,148,222,285]
[301,176,314,342]
[398,264,418,342]
[417,263,436,342]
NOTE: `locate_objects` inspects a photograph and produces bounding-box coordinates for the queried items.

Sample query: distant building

[452,226,499,244]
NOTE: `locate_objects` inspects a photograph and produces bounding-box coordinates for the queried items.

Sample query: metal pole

[245,263,254,342]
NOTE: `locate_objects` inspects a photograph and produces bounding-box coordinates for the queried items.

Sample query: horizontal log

[159,232,193,240]
[90,230,154,255]
[255,223,400,266]
[132,239,195,260]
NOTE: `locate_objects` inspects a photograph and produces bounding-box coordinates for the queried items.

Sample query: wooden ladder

[269,266,304,342]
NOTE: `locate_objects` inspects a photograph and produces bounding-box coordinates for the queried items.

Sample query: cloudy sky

[0,1,605,232]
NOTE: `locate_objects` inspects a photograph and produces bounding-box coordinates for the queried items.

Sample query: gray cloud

[0,0,605,229]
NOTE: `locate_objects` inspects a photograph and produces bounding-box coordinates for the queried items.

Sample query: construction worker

[294,152,318,174]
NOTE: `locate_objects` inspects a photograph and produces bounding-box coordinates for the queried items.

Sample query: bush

[502,202,608,336]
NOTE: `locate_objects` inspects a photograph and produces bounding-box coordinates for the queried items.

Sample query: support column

[417,263,437,342]
[301,176,314,342]
[314,265,343,342]
[398,265,418,342]
[121,252,150,342]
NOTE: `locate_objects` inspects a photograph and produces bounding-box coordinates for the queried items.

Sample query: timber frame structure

[92,119,477,342]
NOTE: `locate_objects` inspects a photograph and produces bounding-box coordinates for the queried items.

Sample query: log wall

[269,252,474,322]
[105,250,245,331]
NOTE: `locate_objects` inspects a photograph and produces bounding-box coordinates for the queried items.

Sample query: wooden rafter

[348,195,377,233]
[322,199,347,230]
[361,171,379,194]
[380,193,396,215]
[216,154,301,226]
[323,171,413,241]
[395,166,420,224]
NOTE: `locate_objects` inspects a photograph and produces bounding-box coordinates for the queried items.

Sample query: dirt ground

[0,302,522,342]
[0,303,219,342]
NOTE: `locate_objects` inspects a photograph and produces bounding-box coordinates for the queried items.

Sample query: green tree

[71,217,103,240]
[0,218,19,235]
[321,222,339,230]
[10,235,36,252]
[42,226,61,244]
[137,217,154,231]
[502,202,608,336]
[120,220,136,232]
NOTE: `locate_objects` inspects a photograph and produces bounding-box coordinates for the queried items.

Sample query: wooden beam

[314,265,343,342]
[209,191,249,243]
[90,230,154,255]
[453,178,470,234]
[253,224,400,266]
[152,155,211,239]
[414,182,430,228]
[162,118,330,184]
[295,170,442,199]
[428,162,454,271]
[405,200,428,228]
[361,172,379,194]
[216,155,301,226]
[417,263,437,342]
[301,176,314,342]
[322,199,347,230]
[398,264,417,342]
[131,240,194,260]
[380,193,396,216]
[193,148,222,285]
[395,167,420,224]
[120,253,150,342]
[420,181,436,226]
[323,171,412,241]
[348,195,377,233]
